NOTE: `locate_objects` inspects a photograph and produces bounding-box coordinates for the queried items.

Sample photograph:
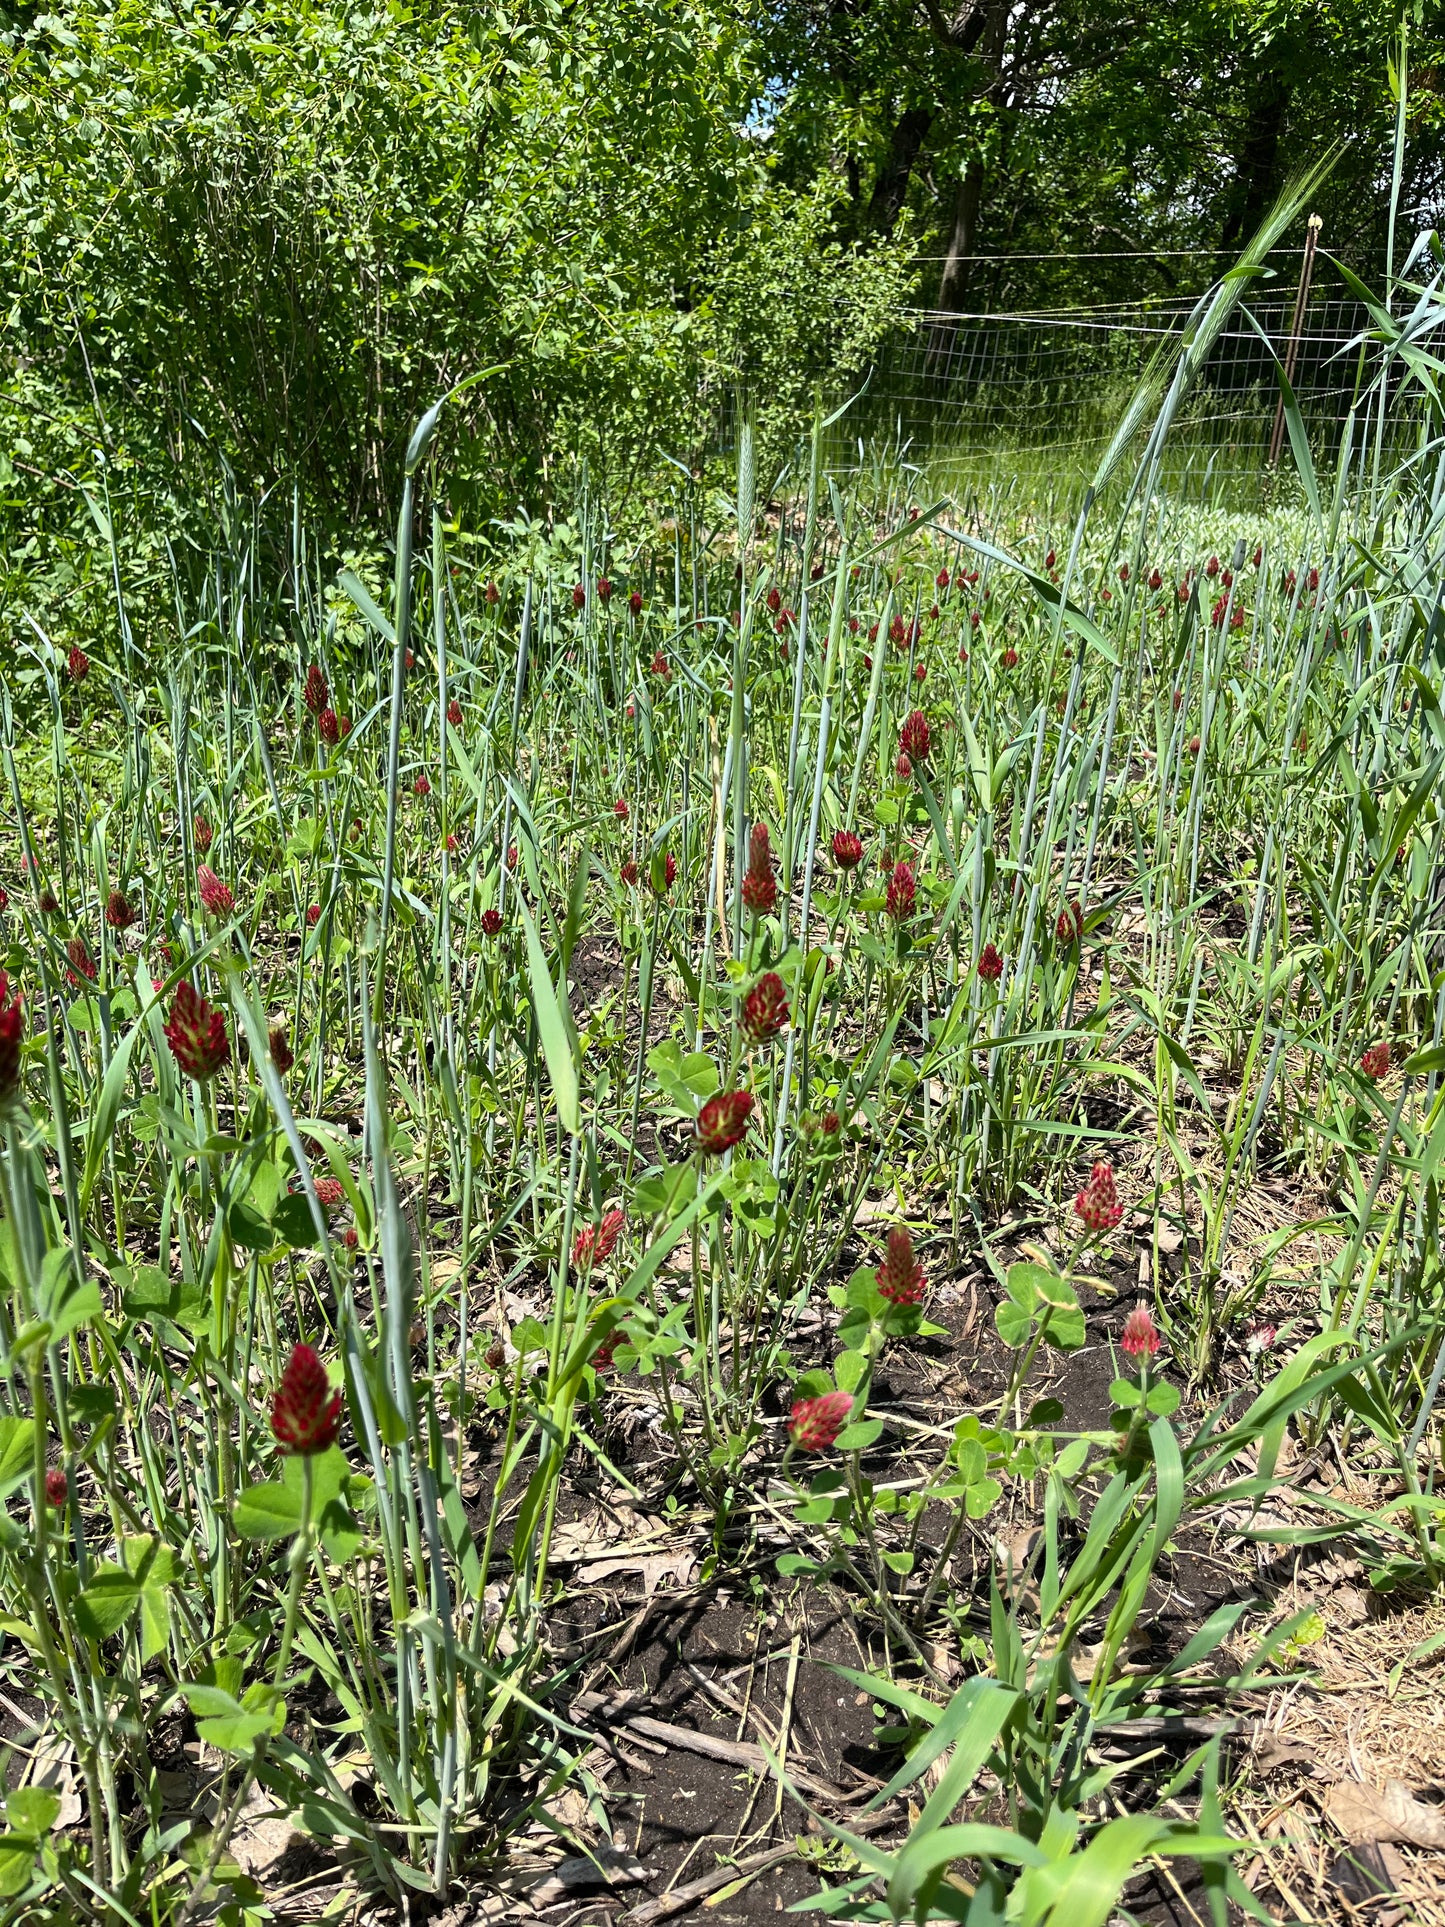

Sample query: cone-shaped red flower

[899,709,931,763]
[197,866,234,917]
[649,851,677,897]
[876,1226,925,1306]
[304,664,329,715]
[312,1177,344,1210]
[572,583,586,611]
[67,645,90,683]
[193,814,213,855]
[596,576,613,604]
[742,823,777,916]
[480,908,503,937]
[789,1389,853,1451]
[1360,1042,1390,1081]
[1121,1305,1160,1359]
[446,698,463,727]
[695,1090,753,1155]
[885,860,916,922]
[270,1343,342,1455]
[833,829,863,871]
[1056,900,1083,944]
[614,798,629,821]
[164,982,230,1082]
[318,707,340,746]
[105,889,136,930]
[650,651,671,681]
[573,1207,626,1273]
[269,1024,294,1074]
[66,937,96,987]
[628,590,643,617]
[0,973,24,1106]
[44,1467,68,1507]
[1074,1160,1123,1233]
[742,971,789,1045]
[619,862,639,889]
[977,942,1003,983]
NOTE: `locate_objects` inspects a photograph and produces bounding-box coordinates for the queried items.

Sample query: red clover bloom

[0,973,24,1105]
[833,829,863,871]
[742,971,789,1045]
[875,1226,925,1306]
[899,709,931,763]
[573,1207,626,1273]
[885,860,916,922]
[270,1343,342,1455]
[789,1390,853,1451]
[164,982,230,1082]
[1074,1160,1123,1233]
[1121,1305,1160,1360]
[197,866,234,917]
[742,823,778,916]
[694,1090,753,1155]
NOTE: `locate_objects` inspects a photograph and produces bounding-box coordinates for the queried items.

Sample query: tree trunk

[937,160,983,311]
[866,105,934,234]
[1220,73,1289,253]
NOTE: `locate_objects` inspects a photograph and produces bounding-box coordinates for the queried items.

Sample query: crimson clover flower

[65,937,96,987]
[1360,1042,1391,1081]
[105,889,136,930]
[833,830,863,872]
[694,1090,753,1156]
[164,982,230,1082]
[742,823,777,916]
[875,1226,925,1306]
[742,971,789,1045]
[885,860,916,923]
[270,1343,342,1455]
[1121,1305,1160,1360]
[977,943,1003,983]
[789,1390,853,1451]
[573,1207,626,1273]
[269,1024,295,1074]
[1074,1160,1123,1233]
[899,709,931,763]
[0,973,24,1106]
[303,664,329,715]
[197,866,235,917]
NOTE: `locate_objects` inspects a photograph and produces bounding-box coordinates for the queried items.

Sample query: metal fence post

[1268,214,1323,467]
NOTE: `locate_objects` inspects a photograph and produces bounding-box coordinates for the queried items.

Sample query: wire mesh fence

[855,289,1376,467]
